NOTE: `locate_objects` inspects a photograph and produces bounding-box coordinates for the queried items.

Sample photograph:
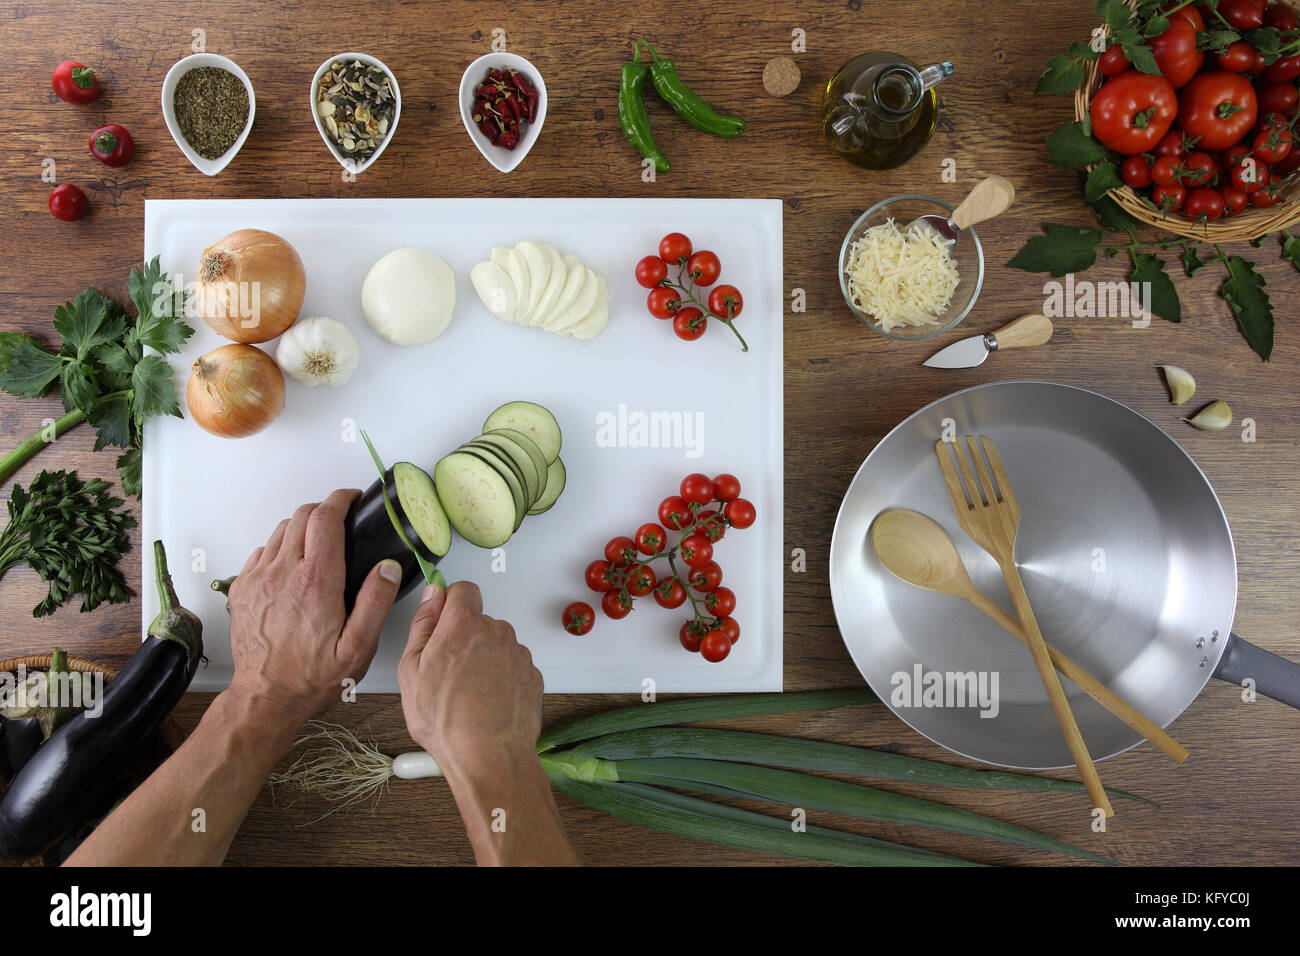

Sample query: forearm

[442,744,579,866]
[66,688,301,867]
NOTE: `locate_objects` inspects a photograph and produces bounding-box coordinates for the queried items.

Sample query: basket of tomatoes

[1073,0,1300,239]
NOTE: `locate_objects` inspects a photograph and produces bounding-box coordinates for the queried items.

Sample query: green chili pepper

[643,41,745,139]
[619,41,670,172]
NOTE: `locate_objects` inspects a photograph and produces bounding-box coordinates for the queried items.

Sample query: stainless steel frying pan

[829,381,1300,769]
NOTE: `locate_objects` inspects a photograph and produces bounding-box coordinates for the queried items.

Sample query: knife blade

[923,313,1053,369]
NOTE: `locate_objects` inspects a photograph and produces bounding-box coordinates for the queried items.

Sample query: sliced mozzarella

[567,276,610,340]
[544,254,587,329]
[504,248,531,326]
[546,267,599,334]
[516,240,550,324]
[470,260,518,323]
[529,244,567,328]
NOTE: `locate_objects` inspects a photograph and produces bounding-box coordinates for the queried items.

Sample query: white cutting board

[141,198,783,693]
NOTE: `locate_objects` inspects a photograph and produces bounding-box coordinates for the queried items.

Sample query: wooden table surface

[2,0,1297,867]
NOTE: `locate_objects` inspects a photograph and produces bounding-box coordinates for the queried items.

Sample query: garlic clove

[1156,364,1196,406]
[1185,400,1232,432]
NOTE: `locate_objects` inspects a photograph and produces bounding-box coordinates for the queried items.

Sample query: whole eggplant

[0,716,43,779]
[0,542,202,860]
[342,468,436,610]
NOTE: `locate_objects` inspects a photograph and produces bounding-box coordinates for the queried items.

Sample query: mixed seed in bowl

[314,59,396,164]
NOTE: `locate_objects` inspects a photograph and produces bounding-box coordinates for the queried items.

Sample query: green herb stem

[0,408,87,488]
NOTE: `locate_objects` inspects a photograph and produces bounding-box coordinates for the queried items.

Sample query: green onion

[611,757,1112,863]
[550,776,981,867]
[536,689,876,752]
[564,727,1151,804]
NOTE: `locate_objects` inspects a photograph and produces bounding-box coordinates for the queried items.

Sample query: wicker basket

[1073,0,1300,240]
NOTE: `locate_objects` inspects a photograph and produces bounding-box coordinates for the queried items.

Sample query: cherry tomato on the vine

[680,534,713,568]
[707,284,743,319]
[1153,131,1187,158]
[1121,154,1154,189]
[1230,157,1268,193]
[1152,181,1186,211]
[684,251,721,286]
[634,522,667,555]
[705,586,737,618]
[635,255,668,288]
[723,498,756,529]
[602,590,633,620]
[689,560,723,593]
[1251,181,1285,207]
[700,631,732,662]
[653,577,687,609]
[1099,45,1131,76]
[680,622,704,652]
[1253,123,1293,164]
[1151,154,1181,186]
[1184,187,1225,220]
[1182,151,1218,187]
[605,536,637,566]
[659,232,692,265]
[715,617,741,644]
[585,559,617,593]
[647,286,681,319]
[1216,41,1258,74]
[1219,185,1249,215]
[659,495,691,530]
[562,602,595,636]
[626,565,656,597]
[672,307,707,341]
[695,509,727,541]
[680,472,715,505]
[712,473,741,501]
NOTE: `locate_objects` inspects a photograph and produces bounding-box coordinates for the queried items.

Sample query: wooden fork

[935,436,1114,818]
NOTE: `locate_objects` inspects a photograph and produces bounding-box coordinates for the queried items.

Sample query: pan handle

[1214,634,1300,710]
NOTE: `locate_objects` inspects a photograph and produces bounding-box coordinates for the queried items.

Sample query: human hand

[398,581,544,776]
[226,488,402,725]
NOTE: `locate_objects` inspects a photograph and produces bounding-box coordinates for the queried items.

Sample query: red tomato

[585,559,617,593]
[1178,72,1258,151]
[680,472,715,505]
[1153,131,1187,158]
[48,183,87,221]
[1163,2,1205,29]
[1259,83,1300,120]
[604,536,637,566]
[1217,42,1259,74]
[684,251,721,286]
[712,473,741,500]
[1182,151,1219,187]
[680,534,713,568]
[1121,154,1154,188]
[1184,187,1226,220]
[1153,181,1186,211]
[653,577,687,609]
[1230,156,1269,192]
[1265,3,1299,29]
[679,622,704,652]
[1221,143,1252,174]
[715,617,741,644]
[635,255,668,288]
[689,560,723,593]
[634,522,667,555]
[646,286,681,319]
[89,124,134,167]
[1220,185,1249,215]
[1151,155,1181,185]
[1250,50,1268,74]
[1090,72,1179,153]
[658,232,692,264]
[695,509,727,541]
[1273,145,1300,175]
[659,495,691,530]
[626,565,656,597]
[723,498,756,529]
[602,590,633,620]
[672,307,707,341]
[706,586,736,618]
[1219,0,1265,28]
[1099,45,1131,77]
[1265,55,1300,84]
[562,602,595,636]
[706,284,743,319]
[1254,123,1294,163]
[700,631,732,662]
[1149,20,1204,89]
[1251,182,1285,206]
[51,60,100,104]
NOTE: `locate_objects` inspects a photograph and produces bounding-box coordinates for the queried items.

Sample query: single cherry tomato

[705,586,736,618]
[1182,151,1219,187]
[585,559,617,593]
[51,60,100,104]
[1265,3,1299,29]
[602,590,633,620]
[1250,50,1268,75]
[658,232,692,265]
[1184,187,1226,220]
[1121,154,1154,188]
[1090,71,1179,154]
[604,535,637,566]
[1151,154,1181,185]
[679,622,704,653]
[48,183,88,221]
[89,124,134,167]
[1099,45,1131,77]
[1153,131,1187,158]
[1219,0,1265,29]
[707,284,743,319]
[1230,156,1269,192]
[1163,1,1205,30]
[684,250,721,286]
[680,472,715,505]
[1265,55,1300,84]
[562,602,595,636]
[626,565,656,597]
[1177,72,1258,152]
[680,534,713,568]
[659,495,691,530]
[700,631,732,662]
[1149,19,1204,89]
[689,560,723,593]
[715,617,741,644]
[635,255,668,288]
[1219,185,1249,215]
[712,473,741,501]
[1253,123,1293,163]
[695,509,727,541]
[723,498,756,529]
[1221,143,1252,174]
[1273,145,1300,175]
[653,577,687,609]
[647,286,681,319]
[672,307,707,341]
[1216,41,1258,74]
[1258,82,1300,120]
[1152,181,1186,211]
[634,522,667,555]
[1251,181,1285,206]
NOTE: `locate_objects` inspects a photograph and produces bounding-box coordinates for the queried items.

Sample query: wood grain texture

[1,0,1297,866]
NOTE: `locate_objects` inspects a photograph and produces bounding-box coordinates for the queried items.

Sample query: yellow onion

[187,344,285,438]
[194,229,306,343]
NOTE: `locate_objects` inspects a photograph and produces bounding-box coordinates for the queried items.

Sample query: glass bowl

[838,194,984,341]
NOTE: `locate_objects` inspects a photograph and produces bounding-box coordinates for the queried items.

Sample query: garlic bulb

[275,316,359,386]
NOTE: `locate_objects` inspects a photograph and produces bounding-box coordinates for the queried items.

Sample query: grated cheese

[844,218,960,331]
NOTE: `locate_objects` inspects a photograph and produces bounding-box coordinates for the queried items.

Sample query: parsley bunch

[0,470,135,616]
[0,258,193,497]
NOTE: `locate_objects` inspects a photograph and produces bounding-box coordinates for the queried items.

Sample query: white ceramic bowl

[458,52,547,173]
[161,54,256,176]
[309,53,402,175]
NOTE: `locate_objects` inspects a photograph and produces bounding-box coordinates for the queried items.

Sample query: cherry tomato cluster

[562,472,756,663]
[46,61,137,222]
[1092,2,1300,222]
[635,233,749,352]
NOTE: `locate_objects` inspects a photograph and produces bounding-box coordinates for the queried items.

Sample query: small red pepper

[89,124,135,167]
[49,183,88,221]
[52,60,100,104]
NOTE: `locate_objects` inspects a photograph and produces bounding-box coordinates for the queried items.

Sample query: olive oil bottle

[821,54,953,170]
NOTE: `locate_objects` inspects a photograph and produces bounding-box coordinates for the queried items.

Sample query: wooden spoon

[869,508,1187,764]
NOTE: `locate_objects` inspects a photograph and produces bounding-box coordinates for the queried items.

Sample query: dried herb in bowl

[315,59,396,165]
[173,66,249,160]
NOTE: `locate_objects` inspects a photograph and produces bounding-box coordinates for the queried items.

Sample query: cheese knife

[923,313,1053,369]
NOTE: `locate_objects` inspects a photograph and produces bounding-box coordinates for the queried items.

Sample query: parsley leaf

[52,289,126,361]
[131,354,181,421]
[0,333,61,398]
[89,395,132,451]
[1009,224,1103,276]
[1221,256,1274,360]
[1130,253,1181,323]
[1047,121,1108,169]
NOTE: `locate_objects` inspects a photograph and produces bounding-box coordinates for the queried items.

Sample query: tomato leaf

[1181,246,1205,278]
[1008,224,1103,277]
[1067,41,1100,61]
[1220,256,1273,360]
[1096,0,1131,31]
[1143,15,1170,37]
[1084,161,1124,201]
[1280,231,1300,271]
[1037,56,1087,95]
[1130,253,1181,323]
[1198,29,1241,55]
[1115,28,1162,74]
[1047,121,1108,169]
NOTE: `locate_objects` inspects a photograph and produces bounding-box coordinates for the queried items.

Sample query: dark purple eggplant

[342,468,438,610]
[0,716,43,779]
[0,541,202,860]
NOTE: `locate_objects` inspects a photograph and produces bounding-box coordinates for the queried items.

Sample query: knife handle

[951,176,1016,230]
[991,313,1052,351]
